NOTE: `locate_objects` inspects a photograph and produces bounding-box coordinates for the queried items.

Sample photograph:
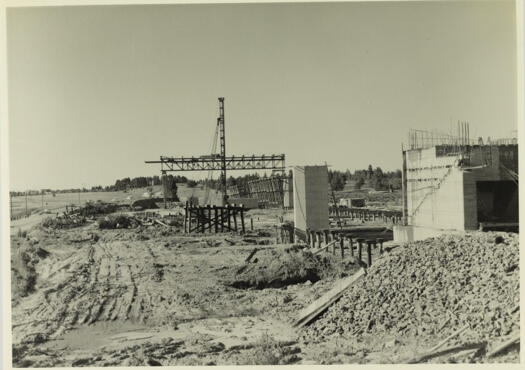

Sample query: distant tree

[367,165,374,179]
[187,180,198,188]
[328,170,346,191]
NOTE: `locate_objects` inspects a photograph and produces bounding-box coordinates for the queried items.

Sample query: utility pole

[78,189,81,207]
[25,191,28,216]
[41,191,44,209]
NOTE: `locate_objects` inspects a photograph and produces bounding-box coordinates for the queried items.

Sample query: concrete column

[348,235,354,256]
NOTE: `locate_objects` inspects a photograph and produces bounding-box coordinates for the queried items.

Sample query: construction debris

[41,214,86,229]
[98,214,138,229]
[301,232,519,362]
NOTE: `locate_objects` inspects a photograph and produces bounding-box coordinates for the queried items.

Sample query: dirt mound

[302,232,519,361]
[11,237,50,303]
[230,246,348,289]
[131,198,160,210]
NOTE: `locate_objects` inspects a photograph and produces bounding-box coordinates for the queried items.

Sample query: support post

[340,235,344,258]
[377,238,384,254]
[240,205,245,234]
[195,207,200,232]
[184,202,188,233]
[402,146,408,225]
[188,205,193,233]
[306,228,310,245]
[213,206,218,233]
[162,171,167,209]
[366,240,372,267]
[357,238,364,262]
[227,205,231,231]
[205,205,211,232]
[232,204,238,232]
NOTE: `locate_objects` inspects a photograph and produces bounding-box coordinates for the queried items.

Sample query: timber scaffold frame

[184,202,246,234]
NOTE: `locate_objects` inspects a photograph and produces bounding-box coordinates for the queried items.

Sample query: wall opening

[476,181,518,223]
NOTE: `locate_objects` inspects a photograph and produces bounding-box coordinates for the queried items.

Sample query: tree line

[10,175,190,196]
[329,165,402,192]
[11,165,401,196]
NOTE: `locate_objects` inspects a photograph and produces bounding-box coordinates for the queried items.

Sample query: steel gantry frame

[145,97,285,205]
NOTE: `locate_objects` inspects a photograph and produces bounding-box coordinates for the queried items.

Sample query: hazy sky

[7,1,517,190]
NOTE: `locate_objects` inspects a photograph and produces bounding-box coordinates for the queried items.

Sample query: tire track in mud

[14,237,175,346]
[123,264,138,321]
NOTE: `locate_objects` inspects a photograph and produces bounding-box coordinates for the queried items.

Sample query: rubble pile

[41,214,86,229]
[98,214,138,229]
[303,232,519,352]
[77,201,119,217]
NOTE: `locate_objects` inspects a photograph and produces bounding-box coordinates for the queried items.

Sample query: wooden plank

[487,332,520,358]
[294,267,366,328]
[154,219,170,227]
[408,342,486,364]
[294,246,396,328]
[313,240,338,255]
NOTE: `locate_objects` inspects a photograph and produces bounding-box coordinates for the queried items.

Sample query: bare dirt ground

[11,208,347,366]
[10,207,519,366]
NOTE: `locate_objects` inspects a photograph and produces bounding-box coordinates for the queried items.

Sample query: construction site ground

[10,206,519,366]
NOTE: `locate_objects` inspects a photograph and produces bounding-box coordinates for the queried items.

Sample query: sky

[6,1,518,191]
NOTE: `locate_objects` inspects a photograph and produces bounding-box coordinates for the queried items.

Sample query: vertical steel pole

[218,97,227,206]
[401,144,408,225]
[162,170,167,209]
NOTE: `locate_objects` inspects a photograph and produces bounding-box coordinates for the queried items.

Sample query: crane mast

[146,97,285,207]
[218,97,227,205]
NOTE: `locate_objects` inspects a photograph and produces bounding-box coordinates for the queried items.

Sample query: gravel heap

[302,232,519,347]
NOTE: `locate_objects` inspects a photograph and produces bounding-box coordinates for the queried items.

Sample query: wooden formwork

[184,202,245,234]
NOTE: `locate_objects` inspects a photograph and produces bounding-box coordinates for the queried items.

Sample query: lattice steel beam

[145,154,285,172]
